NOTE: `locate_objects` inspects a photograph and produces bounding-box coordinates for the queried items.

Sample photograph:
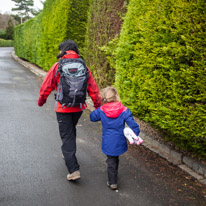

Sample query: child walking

[90,87,140,190]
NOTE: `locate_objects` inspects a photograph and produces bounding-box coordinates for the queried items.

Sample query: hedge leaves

[115,0,206,158]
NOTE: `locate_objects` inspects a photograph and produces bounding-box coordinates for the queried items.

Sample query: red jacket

[38,51,101,112]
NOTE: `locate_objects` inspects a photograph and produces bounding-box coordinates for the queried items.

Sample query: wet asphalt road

[0,47,205,206]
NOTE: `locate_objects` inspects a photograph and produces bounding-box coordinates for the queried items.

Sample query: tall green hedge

[14,0,90,71]
[84,0,127,88]
[115,0,206,158]
[14,14,42,64]
[37,0,71,69]
[0,38,13,47]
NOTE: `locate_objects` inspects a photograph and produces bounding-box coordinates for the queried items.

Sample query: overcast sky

[0,0,44,14]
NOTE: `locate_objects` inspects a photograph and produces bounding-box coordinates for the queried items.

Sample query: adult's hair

[57,40,80,59]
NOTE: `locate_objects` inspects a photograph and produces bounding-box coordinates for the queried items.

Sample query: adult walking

[38,40,101,180]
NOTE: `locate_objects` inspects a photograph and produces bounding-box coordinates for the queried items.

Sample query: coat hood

[101,102,127,118]
[62,50,80,59]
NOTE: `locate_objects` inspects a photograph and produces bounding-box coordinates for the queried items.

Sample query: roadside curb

[11,51,206,185]
[11,51,47,79]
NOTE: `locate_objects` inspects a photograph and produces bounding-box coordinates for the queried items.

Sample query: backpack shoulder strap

[55,58,63,77]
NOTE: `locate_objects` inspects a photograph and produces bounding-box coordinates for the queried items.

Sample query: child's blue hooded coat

[90,102,140,156]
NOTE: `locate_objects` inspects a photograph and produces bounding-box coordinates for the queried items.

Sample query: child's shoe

[67,170,80,181]
[107,181,118,190]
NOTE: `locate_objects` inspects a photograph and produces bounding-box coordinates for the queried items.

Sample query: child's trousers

[106,155,119,184]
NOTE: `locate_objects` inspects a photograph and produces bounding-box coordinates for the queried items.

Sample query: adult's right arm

[38,63,59,107]
[87,69,101,109]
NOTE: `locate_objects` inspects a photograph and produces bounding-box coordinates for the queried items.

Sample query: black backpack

[55,58,89,109]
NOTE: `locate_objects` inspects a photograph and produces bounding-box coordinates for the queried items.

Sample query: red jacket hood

[100,102,127,118]
[62,50,80,59]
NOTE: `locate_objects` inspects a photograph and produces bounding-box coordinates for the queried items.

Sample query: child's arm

[90,107,101,122]
[125,109,140,135]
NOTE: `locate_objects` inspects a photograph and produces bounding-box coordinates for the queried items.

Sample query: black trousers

[106,155,119,184]
[56,112,82,173]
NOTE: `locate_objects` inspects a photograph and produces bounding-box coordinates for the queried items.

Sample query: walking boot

[67,170,80,181]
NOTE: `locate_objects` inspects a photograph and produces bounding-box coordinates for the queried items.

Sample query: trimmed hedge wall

[14,14,42,64]
[14,0,89,71]
[115,0,206,158]
[84,0,127,88]
[0,38,13,47]
[37,0,72,69]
